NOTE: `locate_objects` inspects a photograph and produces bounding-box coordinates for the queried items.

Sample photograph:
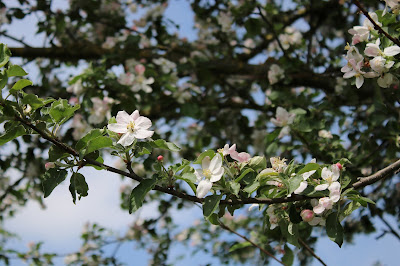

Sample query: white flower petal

[294,181,308,194]
[209,154,222,171]
[107,123,128,134]
[315,184,329,191]
[302,170,316,180]
[131,110,140,120]
[117,132,135,147]
[210,167,224,182]
[202,156,211,170]
[384,46,400,56]
[313,204,325,214]
[135,116,152,129]
[134,129,154,139]
[196,179,212,198]
[116,111,131,124]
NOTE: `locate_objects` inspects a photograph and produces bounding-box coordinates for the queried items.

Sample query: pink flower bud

[336,163,343,170]
[135,64,146,75]
[45,162,55,170]
[157,155,164,162]
[300,209,315,222]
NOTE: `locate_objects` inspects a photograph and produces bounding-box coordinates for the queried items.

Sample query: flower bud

[45,162,55,170]
[157,155,164,162]
[300,209,314,222]
[336,163,343,170]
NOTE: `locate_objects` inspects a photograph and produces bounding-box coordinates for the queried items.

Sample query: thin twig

[256,6,290,60]
[352,0,400,46]
[218,221,285,265]
[298,238,327,266]
[378,215,400,241]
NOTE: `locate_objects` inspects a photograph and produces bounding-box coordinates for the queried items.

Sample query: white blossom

[271,107,295,138]
[195,154,224,198]
[108,110,154,147]
[268,64,284,85]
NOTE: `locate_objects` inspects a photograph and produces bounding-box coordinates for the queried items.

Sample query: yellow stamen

[127,121,135,132]
[203,169,212,179]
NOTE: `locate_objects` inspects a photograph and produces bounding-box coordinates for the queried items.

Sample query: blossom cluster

[342,10,400,88]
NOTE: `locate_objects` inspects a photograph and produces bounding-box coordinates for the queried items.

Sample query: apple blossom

[107,110,154,147]
[67,79,84,95]
[313,197,333,214]
[318,130,333,139]
[268,64,284,85]
[270,157,287,173]
[348,12,381,45]
[315,165,340,192]
[131,74,154,93]
[271,107,296,138]
[153,58,176,74]
[217,12,232,32]
[88,97,114,124]
[218,144,237,156]
[118,72,135,86]
[45,162,55,170]
[300,209,314,222]
[194,154,224,198]
[294,170,316,194]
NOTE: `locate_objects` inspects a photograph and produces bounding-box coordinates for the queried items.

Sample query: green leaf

[69,173,89,204]
[203,194,223,218]
[0,72,8,90]
[193,150,215,164]
[7,65,28,77]
[83,136,113,156]
[229,241,252,252]
[228,181,240,196]
[0,125,26,145]
[235,168,254,183]
[21,94,54,110]
[42,169,68,198]
[178,172,197,183]
[340,201,362,222]
[288,175,303,194]
[0,43,11,68]
[297,163,319,175]
[151,139,180,151]
[290,108,307,115]
[76,129,103,151]
[10,79,32,93]
[243,181,260,194]
[248,156,267,171]
[129,177,158,213]
[326,212,343,247]
[49,99,80,125]
[48,145,70,162]
[282,245,294,266]
[208,213,219,225]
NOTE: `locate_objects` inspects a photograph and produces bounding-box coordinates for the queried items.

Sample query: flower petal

[131,110,140,120]
[133,129,154,139]
[117,132,135,147]
[202,156,211,170]
[294,181,308,194]
[209,154,222,171]
[196,179,212,198]
[384,46,400,56]
[315,184,329,191]
[135,116,152,129]
[107,123,128,134]
[210,167,224,182]
[116,111,131,124]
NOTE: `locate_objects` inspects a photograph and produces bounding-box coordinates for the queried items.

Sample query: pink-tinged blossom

[271,107,296,138]
[135,64,146,75]
[108,110,154,147]
[341,58,366,88]
[348,12,381,44]
[230,151,251,163]
[88,97,114,124]
[194,155,224,198]
[45,162,55,170]
[118,72,135,86]
[313,197,333,214]
[131,75,154,93]
[300,209,314,222]
[218,144,237,156]
[377,73,398,88]
[270,157,287,173]
[267,205,279,229]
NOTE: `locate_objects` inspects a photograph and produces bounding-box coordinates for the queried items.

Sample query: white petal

[116,111,131,124]
[194,169,204,182]
[135,116,152,129]
[355,76,364,88]
[294,181,307,194]
[313,204,325,214]
[315,184,329,191]
[328,181,341,192]
[131,110,140,120]
[202,156,210,170]
[302,170,316,180]
[330,192,341,203]
[210,167,224,182]
[117,132,135,147]
[107,123,128,133]
[209,154,222,171]
[196,180,212,198]
[384,46,400,56]
[133,129,154,139]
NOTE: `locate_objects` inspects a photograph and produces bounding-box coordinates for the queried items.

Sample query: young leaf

[49,99,80,124]
[248,156,266,171]
[7,65,28,77]
[0,125,26,145]
[203,194,223,218]
[129,176,158,213]
[297,163,319,175]
[42,169,68,198]
[193,150,215,164]
[229,241,252,253]
[70,172,89,203]
[282,245,294,266]
[10,79,32,94]
[0,43,11,68]
[151,139,180,151]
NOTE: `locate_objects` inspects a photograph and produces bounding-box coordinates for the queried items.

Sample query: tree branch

[352,0,400,46]
[298,238,327,266]
[218,221,285,265]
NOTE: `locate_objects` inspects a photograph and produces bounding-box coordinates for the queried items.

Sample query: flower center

[127,121,135,132]
[203,169,212,179]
